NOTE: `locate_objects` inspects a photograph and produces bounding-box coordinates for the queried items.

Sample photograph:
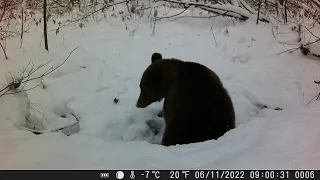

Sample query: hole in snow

[102,107,165,145]
[33,132,42,135]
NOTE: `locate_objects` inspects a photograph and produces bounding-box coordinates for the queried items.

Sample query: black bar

[0,170,318,180]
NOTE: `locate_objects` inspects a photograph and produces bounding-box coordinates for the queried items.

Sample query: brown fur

[136,53,235,146]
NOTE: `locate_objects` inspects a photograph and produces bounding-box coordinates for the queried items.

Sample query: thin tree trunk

[256,0,262,25]
[284,0,288,24]
[0,42,8,59]
[20,6,24,49]
[43,0,49,51]
[264,0,267,15]
[276,0,278,17]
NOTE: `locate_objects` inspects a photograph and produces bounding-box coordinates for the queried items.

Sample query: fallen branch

[51,0,71,9]
[161,0,249,21]
[160,0,270,22]
[170,12,232,20]
[156,5,190,21]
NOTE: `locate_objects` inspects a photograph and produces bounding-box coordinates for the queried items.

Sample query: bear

[136,53,235,146]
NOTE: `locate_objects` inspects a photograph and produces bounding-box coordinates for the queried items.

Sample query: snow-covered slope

[0,6,320,169]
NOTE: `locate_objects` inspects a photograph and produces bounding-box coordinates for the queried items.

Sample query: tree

[43,0,49,51]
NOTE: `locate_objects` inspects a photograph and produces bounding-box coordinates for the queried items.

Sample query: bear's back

[178,61,223,88]
[176,61,227,104]
[162,61,235,145]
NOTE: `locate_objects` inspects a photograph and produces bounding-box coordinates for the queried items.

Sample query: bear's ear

[151,53,162,63]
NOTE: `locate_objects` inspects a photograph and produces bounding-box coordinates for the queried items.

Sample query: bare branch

[21,45,81,84]
[0,45,81,98]
[4,84,40,96]
[161,0,249,21]
[277,39,320,55]
[156,6,190,21]
[0,41,8,59]
[49,0,130,32]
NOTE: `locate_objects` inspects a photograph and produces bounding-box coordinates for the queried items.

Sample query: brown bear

[136,53,235,146]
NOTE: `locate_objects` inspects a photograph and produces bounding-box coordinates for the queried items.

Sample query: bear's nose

[136,94,144,108]
[136,101,142,108]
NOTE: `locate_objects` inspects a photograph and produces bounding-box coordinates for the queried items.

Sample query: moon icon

[116,171,125,179]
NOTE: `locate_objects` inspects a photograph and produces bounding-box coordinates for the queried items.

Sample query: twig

[277,39,320,55]
[4,84,40,96]
[0,45,81,98]
[49,0,130,32]
[51,0,71,9]
[209,17,218,45]
[171,14,229,20]
[306,93,320,106]
[156,6,190,21]
[305,79,320,106]
[0,41,8,59]
[21,45,81,83]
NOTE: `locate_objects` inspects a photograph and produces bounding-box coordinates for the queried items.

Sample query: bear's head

[136,53,165,108]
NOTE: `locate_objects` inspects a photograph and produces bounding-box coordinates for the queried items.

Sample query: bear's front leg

[161,129,172,146]
[161,127,183,146]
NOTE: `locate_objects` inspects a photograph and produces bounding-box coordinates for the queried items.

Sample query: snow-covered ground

[1,6,320,169]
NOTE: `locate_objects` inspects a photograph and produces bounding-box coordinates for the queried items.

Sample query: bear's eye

[143,88,151,96]
[141,86,155,98]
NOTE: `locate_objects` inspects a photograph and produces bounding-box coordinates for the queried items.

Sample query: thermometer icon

[130,171,136,179]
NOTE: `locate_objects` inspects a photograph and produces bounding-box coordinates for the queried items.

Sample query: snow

[1,5,320,169]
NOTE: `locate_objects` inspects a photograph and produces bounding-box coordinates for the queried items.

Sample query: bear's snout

[136,93,149,108]
[136,100,144,108]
